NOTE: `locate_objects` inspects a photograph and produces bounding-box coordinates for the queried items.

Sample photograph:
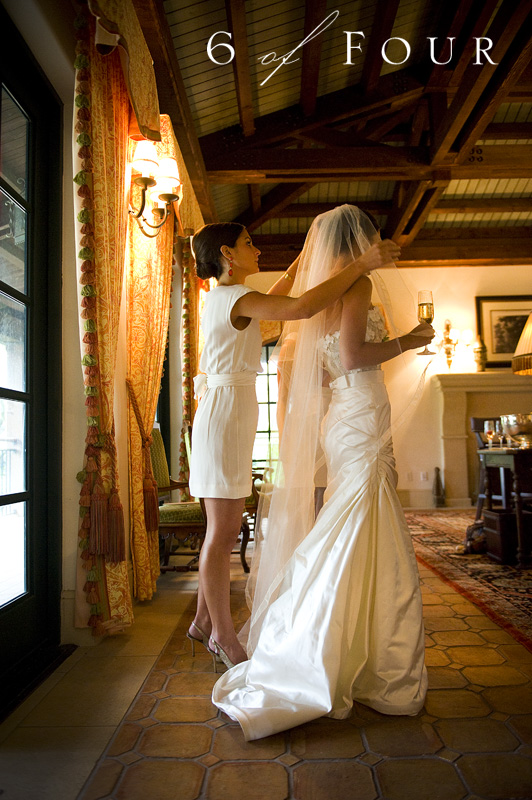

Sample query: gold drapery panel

[87,0,160,141]
[127,119,178,601]
[73,11,133,634]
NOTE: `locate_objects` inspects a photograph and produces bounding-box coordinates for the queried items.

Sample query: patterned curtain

[73,11,133,633]
[127,118,178,601]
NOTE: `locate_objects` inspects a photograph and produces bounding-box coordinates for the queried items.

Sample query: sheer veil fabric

[244,205,425,654]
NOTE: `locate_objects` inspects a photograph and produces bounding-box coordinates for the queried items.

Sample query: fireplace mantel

[433,371,532,507]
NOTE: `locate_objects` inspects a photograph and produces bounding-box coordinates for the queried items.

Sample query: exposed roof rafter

[299,0,328,117]
[225,0,255,136]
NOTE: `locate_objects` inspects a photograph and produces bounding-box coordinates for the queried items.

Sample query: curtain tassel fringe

[89,480,109,554]
[143,477,159,532]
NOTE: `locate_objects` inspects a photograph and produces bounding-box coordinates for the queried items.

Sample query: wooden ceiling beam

[225,0,255,136]
[430,0,532,164]
[272,197,532,219]
[429,0,500,90]
[361,0,400,94]
[456,17,532,160]
[132,0,218,222]
[432,198,532,214]
[199,68,424,156]
[299,0,328,117]
[483,123,532,140]
[248,185,262,214]
[296,127,380,148]
[362,106,417,141]
[399,226,532,266]
[384,181,432,240]
[235,183,314,231]
[383,170,450,245]
[397,182,450,246]
[251,228,532,269]
[409,101,429,147]
[424,0,477,88]
[205,145,532,182]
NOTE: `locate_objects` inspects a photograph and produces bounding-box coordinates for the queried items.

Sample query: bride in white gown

[212,205,434,741]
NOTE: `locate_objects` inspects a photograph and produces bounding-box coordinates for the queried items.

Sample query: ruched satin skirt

[212,369,427,740]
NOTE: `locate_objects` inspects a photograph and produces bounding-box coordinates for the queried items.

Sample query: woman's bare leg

[191,497,247,664]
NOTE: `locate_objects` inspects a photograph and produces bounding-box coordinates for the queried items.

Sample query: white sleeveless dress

[212,307,427,739]
[189,284,262,499]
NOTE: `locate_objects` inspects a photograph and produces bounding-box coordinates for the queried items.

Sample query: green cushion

[159,501,204,524]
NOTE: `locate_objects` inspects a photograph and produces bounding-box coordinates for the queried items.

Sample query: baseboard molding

[60,590,101,646]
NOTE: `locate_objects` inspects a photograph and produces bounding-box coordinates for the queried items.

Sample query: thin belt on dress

[193,370,257,399]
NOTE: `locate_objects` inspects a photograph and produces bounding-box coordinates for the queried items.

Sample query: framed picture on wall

[476,295,532,368]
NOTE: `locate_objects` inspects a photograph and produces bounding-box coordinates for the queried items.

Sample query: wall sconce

[441,319,459,368]
[512,311,532,374]
[440,321,474,370]
[129,140,181,238]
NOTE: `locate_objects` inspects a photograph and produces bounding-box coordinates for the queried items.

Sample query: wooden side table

[478,448,532,569]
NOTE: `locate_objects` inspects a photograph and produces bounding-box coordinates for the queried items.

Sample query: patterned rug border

[415,553,532,653]
[407,511,532,653]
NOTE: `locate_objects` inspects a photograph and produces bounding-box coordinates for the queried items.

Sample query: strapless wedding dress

[212,308,427,740]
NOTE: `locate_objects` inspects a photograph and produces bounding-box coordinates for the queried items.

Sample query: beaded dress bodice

[319,306,387,381]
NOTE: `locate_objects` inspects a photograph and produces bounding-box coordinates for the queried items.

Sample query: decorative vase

[473,336,487,372]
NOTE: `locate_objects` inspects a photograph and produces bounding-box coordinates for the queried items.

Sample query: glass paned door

[0,4,62,716]
[0,87,29,609]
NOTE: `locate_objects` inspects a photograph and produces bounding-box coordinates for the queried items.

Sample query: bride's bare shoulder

[344,273,372,301]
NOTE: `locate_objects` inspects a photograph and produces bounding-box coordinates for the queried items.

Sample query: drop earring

[228,257,233,277]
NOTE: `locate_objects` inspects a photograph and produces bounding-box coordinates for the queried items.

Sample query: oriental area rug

[407,510,532,651]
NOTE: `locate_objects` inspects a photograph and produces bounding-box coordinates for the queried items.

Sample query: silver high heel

[186,621,210,656]
[208,636,241,671]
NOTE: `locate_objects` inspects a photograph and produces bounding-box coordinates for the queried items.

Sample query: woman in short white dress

[187,222,401,668]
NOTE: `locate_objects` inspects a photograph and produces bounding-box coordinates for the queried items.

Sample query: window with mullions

[252,342,279,471]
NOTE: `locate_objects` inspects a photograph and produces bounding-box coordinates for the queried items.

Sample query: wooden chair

[151,427,207,572]
[239,470,263,573]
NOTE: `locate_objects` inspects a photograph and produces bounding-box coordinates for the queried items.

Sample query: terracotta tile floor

[75,557,532,800]
[1,540,532,800]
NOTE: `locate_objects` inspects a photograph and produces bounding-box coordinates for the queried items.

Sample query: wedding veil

[244,204,425,654]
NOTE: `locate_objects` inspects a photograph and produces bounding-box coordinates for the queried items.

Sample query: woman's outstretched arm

[232,239,401,324]
[339,276,434,370]
[266,255,301,297]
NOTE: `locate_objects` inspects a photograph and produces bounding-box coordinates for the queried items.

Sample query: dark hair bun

[195,259,220,280]
[192,222,245,281]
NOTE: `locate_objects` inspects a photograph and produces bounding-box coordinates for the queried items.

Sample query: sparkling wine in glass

[417,290,435,355]
[484,419,495,449]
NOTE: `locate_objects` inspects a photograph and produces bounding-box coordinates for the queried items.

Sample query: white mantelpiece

[433,372,532,507]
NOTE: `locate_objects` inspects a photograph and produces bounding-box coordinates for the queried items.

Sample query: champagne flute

[417,290,435,355]
[484,419,495,449]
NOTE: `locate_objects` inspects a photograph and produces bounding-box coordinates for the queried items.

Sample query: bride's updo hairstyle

[192,222,245,280]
